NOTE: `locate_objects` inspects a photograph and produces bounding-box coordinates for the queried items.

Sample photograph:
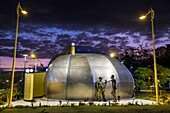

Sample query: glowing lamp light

[71,43,75,46]
[25,69,30,73]
[30,53,36,59]
[139,15,146,20]
[25,68,34,73]
[30,69,34,72]
[110,53,115,58]
[21,10,27,15]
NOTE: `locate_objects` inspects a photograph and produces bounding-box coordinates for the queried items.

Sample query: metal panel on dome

[106,56,135,98]
[87,54,111,67]
[66,55,93,99]
[52,55,70,67]
[45,55,70,99]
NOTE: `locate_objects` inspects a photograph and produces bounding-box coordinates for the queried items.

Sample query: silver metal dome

[45,54,134,100]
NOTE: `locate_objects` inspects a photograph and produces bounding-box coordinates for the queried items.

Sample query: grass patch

[135,91,170,103]
[1,105,170,113]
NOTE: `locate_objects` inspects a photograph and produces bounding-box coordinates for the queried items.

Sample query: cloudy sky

[0,0,170,68]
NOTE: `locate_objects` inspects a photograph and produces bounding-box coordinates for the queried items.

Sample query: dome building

[45,53,135,100]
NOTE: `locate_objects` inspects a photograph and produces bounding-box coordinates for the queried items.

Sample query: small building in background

[24,72,46,101]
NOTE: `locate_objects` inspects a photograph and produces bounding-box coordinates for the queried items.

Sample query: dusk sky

[0,0,170,68]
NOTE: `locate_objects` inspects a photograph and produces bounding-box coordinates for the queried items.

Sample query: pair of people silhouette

[96,75,117,102]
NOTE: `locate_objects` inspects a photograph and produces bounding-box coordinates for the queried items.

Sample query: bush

[0,100,5,105]
[0,83,22,103]
[0,89,9,102]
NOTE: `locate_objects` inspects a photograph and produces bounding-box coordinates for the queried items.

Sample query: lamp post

[139,8,159,103]
[8,2,27,107]
[23,54,28,71]
[22,54,28,96]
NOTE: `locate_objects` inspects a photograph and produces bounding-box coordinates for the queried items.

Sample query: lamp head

[17,2,28,15]
[23,54,28,57]
[21,10,27,15]
[139,15,146,20]
[30,53,36,59]
[71,43,75,46]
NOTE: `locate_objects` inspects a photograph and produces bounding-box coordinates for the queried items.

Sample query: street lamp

[23,54,28,71]
[8,2,27,107]
[22,54,28,96]
[139,8,159,103]
[30,53,38,72]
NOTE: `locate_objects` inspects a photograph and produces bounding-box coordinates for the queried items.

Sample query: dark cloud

[0,1,170,58]
[0,23,169,58]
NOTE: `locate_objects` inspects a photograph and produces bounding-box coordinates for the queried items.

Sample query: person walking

[96,77,107,102]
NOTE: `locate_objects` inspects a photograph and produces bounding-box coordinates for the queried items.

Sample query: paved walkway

[1,98,158,107]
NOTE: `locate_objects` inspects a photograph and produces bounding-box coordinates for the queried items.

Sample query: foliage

[120,43,153,72]
[119,44,170,91]
[133,65,170,90]
[157,65,170,88]
[12,83,22,101]
[0,83,22,103]
[0,89,10,102]
[133,67,154,89]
